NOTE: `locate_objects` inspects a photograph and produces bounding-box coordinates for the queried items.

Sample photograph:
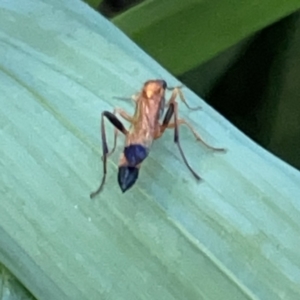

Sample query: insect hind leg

[165,119,226,152]
[160,102,202,181]
[159,90,225,152]
[90,111,128,199]
[103,108,134,160]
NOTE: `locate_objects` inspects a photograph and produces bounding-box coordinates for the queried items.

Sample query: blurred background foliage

[88,0,300,171]
[0,263,36,300]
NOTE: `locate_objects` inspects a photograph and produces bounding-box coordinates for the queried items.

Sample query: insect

[90,79,225,198]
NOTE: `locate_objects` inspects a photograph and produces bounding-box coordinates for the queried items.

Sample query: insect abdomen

[118,166,139,193]
[124,144,149,166]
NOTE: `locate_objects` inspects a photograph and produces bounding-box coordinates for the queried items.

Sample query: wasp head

[143,79,167,99]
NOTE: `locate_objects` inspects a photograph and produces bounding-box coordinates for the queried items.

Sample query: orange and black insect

[90,79,225,198]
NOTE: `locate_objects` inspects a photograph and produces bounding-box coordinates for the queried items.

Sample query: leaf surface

[0,1,300,299]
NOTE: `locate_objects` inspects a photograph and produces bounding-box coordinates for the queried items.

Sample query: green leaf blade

[0,1,300,300]
[113,0,300,74]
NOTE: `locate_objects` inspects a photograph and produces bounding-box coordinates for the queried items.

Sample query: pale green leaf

[0,1,300,300]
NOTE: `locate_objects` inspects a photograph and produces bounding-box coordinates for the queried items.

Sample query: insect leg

[165,87,201,111]
[105,108,134,159]
[90,111,128,199]
[161,102,202,181]
[114,108,134,122]
[166,84,184,91]
[160,89,225,152]
[163,119,225,152]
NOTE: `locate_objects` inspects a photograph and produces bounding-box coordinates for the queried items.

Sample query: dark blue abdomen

[124,144,149,166]
[118,166,139,193]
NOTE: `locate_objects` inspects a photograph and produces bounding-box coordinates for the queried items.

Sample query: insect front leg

[90,111,128,199]
[165,87,202,111]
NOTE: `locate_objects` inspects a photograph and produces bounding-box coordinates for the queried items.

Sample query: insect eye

[161,80,167,89]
